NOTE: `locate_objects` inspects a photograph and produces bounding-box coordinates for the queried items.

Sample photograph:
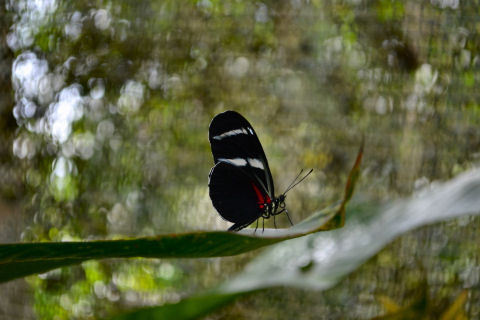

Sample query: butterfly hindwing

[208,161,267,231]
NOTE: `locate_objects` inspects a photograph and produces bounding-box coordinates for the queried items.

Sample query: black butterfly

[208,110,311,231]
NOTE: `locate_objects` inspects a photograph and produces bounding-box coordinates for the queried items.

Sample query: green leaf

[0,145,364,284]
[112,167,480,320]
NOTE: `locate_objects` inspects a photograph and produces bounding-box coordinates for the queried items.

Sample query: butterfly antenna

[283,168,313,194]
[283,169,304,193]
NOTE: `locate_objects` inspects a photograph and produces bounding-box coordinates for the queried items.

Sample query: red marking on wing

[251,182,266,209]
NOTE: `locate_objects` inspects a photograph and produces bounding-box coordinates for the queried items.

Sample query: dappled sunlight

[12,52,48,102]
[7,0,58,50]
[48,85,84,143]
[11,51,84,147]
[118,80,145,114]
[13,134,36,159]
[224,56,250,78]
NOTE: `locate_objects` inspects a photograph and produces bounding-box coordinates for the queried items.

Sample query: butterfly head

[265,194,285,218]
[277,194,286,209]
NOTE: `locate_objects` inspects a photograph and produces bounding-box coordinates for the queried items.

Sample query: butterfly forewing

[208,110,274,197]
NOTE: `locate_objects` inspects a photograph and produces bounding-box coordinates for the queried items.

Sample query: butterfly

[208,110,312,231]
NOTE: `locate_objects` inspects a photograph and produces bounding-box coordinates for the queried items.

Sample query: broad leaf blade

[114,167,480,320]
[223,168,480,293]
[0,233,279,283]
[0,146,364,283]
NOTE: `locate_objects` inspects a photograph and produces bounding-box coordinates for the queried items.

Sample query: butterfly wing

[208,161,268,231]
[208,110,274,197]
[208,110,276,231]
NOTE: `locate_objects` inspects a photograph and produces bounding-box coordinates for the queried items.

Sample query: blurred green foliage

[1,0,479,319]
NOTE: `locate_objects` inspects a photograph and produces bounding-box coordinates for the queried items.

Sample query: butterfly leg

[262,218,265,233]
[273,215,277,229]
[285,209,294,226]
[254,219,259,234]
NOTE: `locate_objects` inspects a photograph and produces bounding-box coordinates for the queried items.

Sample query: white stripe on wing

[217,157,265,170]
[212,128,251,140]
[218,158,248,166]
[248,158,264,169]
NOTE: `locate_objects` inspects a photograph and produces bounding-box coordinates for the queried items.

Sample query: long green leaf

[112,167,480,320]
[0,145,364,283]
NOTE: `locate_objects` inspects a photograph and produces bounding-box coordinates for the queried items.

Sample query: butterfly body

[208,110,289,231]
